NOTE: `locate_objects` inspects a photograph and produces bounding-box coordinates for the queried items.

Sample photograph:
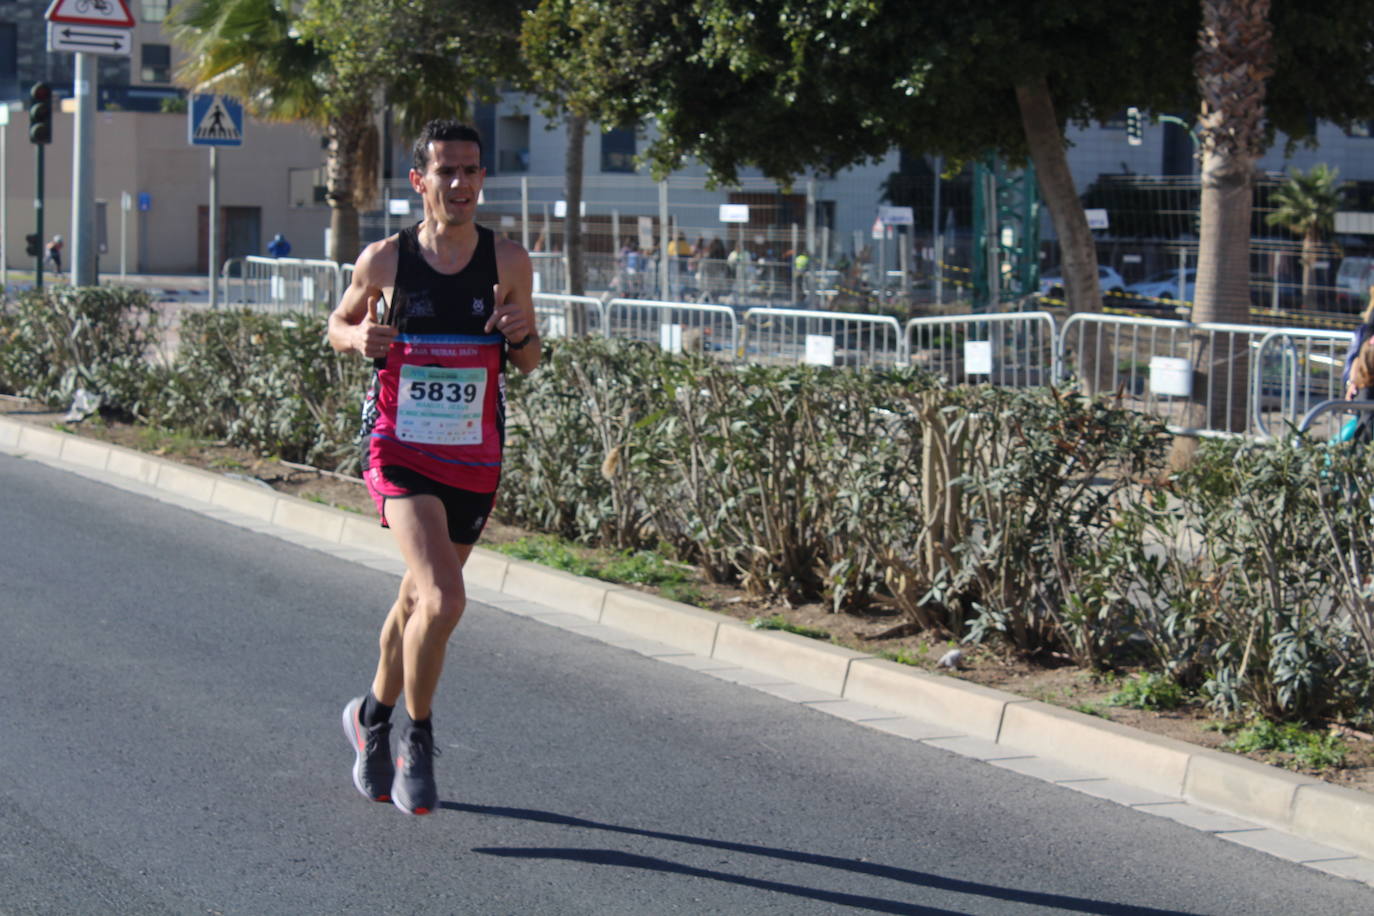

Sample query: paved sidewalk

[2,411,1373,891]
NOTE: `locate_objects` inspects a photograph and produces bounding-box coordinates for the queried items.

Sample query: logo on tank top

[406,291,435,318]
[472,297,488,316]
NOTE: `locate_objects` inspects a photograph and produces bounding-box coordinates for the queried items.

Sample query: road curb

[3,411,1372,862]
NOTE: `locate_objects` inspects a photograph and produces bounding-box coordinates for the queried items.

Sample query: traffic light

[29,82,52,145]
[1126,106,1143,147]
[26,233,40,257]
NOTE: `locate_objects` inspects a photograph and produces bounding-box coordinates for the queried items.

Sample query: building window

[1346,121,1374,139]
[601,127,635,173]
[497,114,530,173]
[141,0,169,22]
[141,43,171,84]
[0,24,16,102]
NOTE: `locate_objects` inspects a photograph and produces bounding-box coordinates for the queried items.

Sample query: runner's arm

[490,238,540,374]
[328,240,399,359]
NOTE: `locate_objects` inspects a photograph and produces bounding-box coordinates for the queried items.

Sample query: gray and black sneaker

[342,696,394,802]
[392,725,440,815]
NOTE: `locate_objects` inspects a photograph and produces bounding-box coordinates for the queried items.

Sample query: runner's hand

[485,283,531,343]
[356,294,396,359]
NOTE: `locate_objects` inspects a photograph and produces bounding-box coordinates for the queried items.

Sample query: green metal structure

[972,156,1040,311]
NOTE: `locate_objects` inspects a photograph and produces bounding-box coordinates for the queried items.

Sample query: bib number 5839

[408,379,479,404]
[396,364,486,445]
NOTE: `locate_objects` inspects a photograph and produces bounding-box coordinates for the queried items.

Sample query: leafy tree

[522,0,1202,333]
[1264,164,1345,309]
[170,0,526,263]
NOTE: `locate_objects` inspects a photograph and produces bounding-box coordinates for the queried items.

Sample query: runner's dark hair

[412,120,483,172]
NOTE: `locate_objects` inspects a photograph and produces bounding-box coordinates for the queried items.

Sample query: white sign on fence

[1150,356,1192,396]
[302,276,315,301]
[660,323,683,354]
[805,334,835,366]
[964,340,993,375]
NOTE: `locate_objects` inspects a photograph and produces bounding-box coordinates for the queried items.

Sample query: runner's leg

[380,494,474,722]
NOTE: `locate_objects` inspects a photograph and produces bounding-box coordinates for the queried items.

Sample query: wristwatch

[507,332,534,350]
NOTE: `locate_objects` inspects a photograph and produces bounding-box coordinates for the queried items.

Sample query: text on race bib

[395,364,487,445]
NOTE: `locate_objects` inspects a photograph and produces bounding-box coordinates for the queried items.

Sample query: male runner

[328,120,540,815]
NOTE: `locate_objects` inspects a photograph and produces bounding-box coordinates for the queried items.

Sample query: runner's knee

[412,585,465,633]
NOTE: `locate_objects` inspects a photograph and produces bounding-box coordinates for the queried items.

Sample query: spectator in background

[698,237,728,301]
[268,233,292,258]
[1342,283,1374,399]
[668,232,693,299]
[46,235,63,273]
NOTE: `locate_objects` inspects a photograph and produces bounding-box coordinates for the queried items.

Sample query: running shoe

[341,696,394,802]
[392,725,441,815]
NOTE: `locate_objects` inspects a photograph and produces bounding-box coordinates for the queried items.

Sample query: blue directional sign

[188,94,244,147]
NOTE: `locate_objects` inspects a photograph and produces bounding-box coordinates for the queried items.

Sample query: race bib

[395,364,487,445]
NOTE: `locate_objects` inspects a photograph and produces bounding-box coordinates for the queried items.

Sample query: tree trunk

[1301,230,1317,310]
[326,109,370,264]
[563,111,589,338]
[1178,0,1272,443]
[565,112,587,299]
[1015,75,1105,392]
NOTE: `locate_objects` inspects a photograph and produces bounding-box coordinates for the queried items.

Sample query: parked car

[1125,268,1196,302]
[1038,265,1126,300]
[1336,256,1374,311]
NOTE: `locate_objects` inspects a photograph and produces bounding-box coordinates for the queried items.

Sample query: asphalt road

[2,452,1372,915]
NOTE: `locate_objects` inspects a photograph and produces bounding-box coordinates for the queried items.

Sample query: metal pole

[1,105,7,290]
[71,53,96,286]
[120,191,129,278]
[658,180,669,300]
[933,154,943,305]
[520,176,529,252]
[790,222,799,303]
[805,178,816,260]
[209,146,218,308]
[35,145,45,290]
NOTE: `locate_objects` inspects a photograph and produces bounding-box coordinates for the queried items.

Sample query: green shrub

[1107,673,1189,710]
[0,286,165,418]
[154,310,370,469]
[1224,719,1349,770]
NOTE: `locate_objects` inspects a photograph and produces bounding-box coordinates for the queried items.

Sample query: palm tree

[1182,0,1274,439]
[170,0,525,264]
[1265,164,1345,310]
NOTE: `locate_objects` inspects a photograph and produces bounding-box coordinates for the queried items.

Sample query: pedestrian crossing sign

[188,94,244,147]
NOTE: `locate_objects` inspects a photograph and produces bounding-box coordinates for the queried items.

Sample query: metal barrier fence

[1057,313,1354,438]
[741,308,904,368]
[530,252,567,295]
[222,250,1367,443]
[533,293,606,339]
[604,298,738,358]
[220,256,343,312]
[906,311,1058,387]
[1251,328,1353,440]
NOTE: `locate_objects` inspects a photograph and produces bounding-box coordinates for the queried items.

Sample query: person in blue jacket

[267,233,292,258]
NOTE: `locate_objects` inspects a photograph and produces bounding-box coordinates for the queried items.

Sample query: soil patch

[5,395,1372,795]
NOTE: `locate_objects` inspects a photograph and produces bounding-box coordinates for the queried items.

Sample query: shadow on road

[446,802,1199,916]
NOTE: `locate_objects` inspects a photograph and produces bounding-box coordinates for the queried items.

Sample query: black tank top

[387,222,499,335]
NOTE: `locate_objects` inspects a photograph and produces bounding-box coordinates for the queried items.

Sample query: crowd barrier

[220,257,344,313]
[218,254,1367,442]
[604,298,738,358]
[533,293,605,339]
[741,308,904,369]
[1057,313,1354,439]
[906,312,1058,388]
